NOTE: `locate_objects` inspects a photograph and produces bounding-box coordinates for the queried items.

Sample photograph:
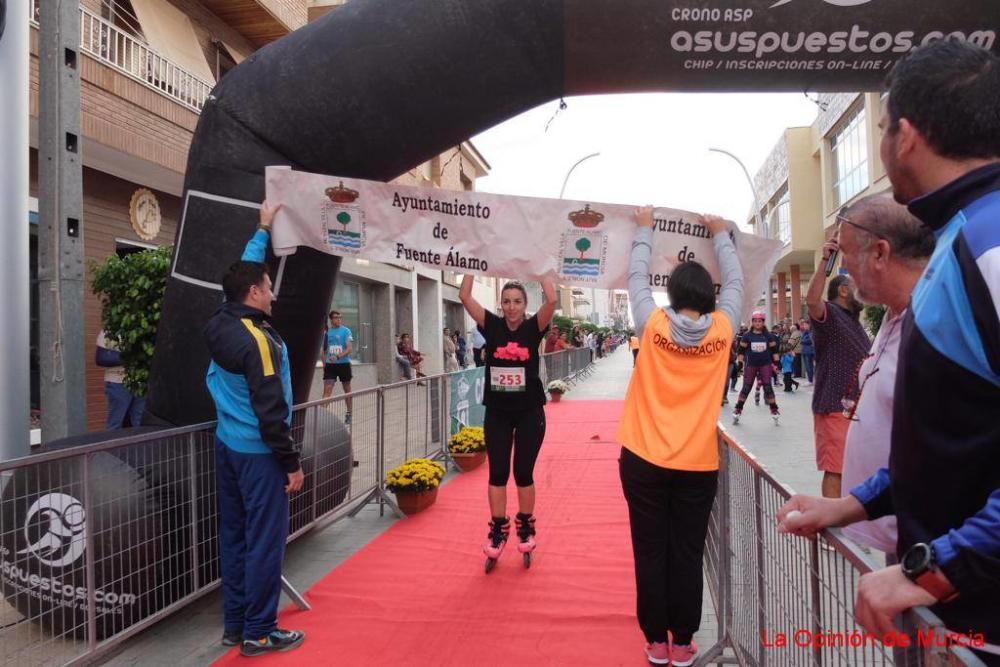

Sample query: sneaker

[731,410,741,425]
[644,641,670,665]
[669,640,699,667]
[240,629,305,657]
[221,630,241,647]
[772,412,780,425]
[344,411,352,426]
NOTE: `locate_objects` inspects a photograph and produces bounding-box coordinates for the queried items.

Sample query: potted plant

[384,458,446,515]
[448,426,486,472]
[547,379,569,403]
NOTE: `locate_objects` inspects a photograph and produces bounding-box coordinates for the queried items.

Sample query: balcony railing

[29,0,213,112]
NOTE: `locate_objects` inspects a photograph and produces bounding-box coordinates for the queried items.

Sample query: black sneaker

[222,630,241,647]
[240,629,305,657]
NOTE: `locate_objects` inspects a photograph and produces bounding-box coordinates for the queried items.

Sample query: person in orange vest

[629,334,640,367]
[618,206,743,667]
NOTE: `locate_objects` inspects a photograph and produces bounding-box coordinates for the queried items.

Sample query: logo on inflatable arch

[769,0,873,7]
[322,181,366,255]
[559,205,607,283]
[17,493,87,568]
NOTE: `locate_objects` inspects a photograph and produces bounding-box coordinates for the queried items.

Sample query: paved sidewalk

[100,345,824,666]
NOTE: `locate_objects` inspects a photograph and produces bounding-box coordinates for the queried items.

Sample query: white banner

[265,166,783,319]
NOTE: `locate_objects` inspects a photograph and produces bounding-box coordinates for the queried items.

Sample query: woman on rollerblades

[459,274,557,572]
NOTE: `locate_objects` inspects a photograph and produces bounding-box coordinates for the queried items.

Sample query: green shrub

[90,246,173,396]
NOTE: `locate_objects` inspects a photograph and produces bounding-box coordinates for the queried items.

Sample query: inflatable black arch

[147,0,999,425]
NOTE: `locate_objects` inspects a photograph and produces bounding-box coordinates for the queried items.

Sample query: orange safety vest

[617,309,732,471]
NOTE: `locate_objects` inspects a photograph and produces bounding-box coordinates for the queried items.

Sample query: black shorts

[323,363,353,383]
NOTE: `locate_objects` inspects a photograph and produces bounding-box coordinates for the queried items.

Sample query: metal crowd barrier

[542,346,596,388]
[700,429,986,667]
[0,356,591,667]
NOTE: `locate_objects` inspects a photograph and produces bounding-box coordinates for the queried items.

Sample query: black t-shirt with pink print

[480,310,548,410]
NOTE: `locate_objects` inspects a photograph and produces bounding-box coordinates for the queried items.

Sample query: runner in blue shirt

[323,310,354,423]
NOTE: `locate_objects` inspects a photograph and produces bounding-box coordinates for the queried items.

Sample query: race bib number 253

[490,367,526,392]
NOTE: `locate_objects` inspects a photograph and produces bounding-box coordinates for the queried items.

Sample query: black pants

[619,447,718,646]
[484,405,546,487]
[782,371,799,392]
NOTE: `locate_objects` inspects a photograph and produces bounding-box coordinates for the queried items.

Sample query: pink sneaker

[669,640,698,667]
[644,641,670,665]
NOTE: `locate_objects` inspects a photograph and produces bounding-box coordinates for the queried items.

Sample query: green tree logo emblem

[575,237,591,259]
[336,211,351,231]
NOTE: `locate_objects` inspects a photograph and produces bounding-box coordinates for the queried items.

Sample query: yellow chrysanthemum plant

[384,458,446,493]
[448,426,486,455]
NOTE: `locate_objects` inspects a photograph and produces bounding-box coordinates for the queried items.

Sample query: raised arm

[536,277,558,332]
[459,274,486,329]
[242,200,279,263]
[629,206,658,336]
[806,235,838,321]
[701,214,744,330]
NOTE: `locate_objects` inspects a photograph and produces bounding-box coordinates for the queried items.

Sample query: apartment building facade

[26,0,493,434]
[750,92,889,323]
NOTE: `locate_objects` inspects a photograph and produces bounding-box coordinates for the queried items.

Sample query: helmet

[751,311,766,321]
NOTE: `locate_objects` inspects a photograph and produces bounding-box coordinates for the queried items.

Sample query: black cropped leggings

[484,405,546,487]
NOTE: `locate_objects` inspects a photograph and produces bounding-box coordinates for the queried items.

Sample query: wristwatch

[900,543,958,602]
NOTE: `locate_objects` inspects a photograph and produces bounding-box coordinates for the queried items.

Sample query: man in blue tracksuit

[204,201,305,657]
[778,40,1000,664]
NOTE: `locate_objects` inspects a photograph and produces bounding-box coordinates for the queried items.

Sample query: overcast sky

[472,92,821,231]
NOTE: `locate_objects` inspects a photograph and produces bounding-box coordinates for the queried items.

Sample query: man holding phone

[804,245,869,499]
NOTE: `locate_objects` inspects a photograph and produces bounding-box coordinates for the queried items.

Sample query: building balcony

[199,0,305,47]
[29,1,213,113]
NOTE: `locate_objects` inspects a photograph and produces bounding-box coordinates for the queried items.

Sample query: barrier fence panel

[701,430,985,667]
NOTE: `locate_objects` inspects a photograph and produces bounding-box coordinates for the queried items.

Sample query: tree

[863,304,886,338]
[337,210,351,231]
[90,246,173,396]
[575,237,591,259]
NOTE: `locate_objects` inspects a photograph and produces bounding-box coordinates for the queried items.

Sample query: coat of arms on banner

[559,205,607,283]
[321,181,366,255]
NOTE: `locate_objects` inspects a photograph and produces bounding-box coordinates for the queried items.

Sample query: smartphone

[824,248,839,277]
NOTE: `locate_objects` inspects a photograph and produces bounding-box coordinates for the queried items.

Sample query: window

[772,188,791,246]
[831,107,869,207]
[331,281,375,363]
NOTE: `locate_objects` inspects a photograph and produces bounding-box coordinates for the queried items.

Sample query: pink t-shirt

[840,309,905,554]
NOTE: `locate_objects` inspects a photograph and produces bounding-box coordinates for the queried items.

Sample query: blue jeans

[215,440,289,639]
[104,382,146,430]
[801,353,815,382]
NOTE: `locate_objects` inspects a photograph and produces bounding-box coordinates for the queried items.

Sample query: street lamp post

[558,152,600,323]
[708,147,774,326]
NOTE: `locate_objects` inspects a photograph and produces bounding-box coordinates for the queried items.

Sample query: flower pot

[393,487,438,516]
[451,451,486,472]
[549,392,563,403]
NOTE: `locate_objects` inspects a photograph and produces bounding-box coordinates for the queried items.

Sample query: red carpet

[214,401,650,666]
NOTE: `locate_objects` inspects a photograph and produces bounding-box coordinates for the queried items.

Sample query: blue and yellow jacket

[203,229,299,472]
[852,163,1000,641]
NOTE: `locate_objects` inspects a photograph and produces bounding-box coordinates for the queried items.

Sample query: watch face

[902,543,930,575]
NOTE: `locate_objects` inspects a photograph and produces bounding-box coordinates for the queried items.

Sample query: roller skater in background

[460,274,557,572]
[732,312,781,425]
